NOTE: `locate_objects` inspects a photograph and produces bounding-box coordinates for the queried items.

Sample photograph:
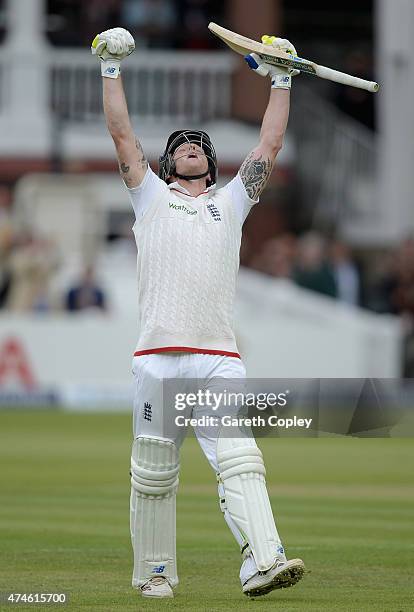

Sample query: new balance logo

[105,66,116,74]
[143,402,152,421]
[152,564,166,574]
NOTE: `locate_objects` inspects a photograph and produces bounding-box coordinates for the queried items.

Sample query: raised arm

[103,76,147,188]
[239,35,299,200]
[92,27,147,188]
[239,89,290,200]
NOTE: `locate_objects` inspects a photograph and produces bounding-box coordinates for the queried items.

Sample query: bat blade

[208,22,317,76]
[208,22,379,92]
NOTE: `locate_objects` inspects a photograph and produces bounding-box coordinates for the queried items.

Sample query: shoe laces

[258,558,286,576]
[142,576,168,589]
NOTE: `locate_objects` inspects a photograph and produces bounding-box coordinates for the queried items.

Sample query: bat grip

[315,65,379,93]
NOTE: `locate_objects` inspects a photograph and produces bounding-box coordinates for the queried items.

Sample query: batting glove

[91,27,135,79]
[245,36,300,89]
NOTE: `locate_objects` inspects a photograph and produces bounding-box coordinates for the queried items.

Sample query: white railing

[290,84,378,236]
[0,0,232,152]
[49,50,235,125]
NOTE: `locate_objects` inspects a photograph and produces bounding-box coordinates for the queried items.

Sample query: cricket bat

[208,22,379,93]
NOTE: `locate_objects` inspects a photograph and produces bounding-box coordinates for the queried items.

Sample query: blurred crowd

[0,189,107,313]
[2,183,414,371]
[248,232,359,304]
[244,230,414,375]
[1,180,414,317]
[46,0,224,49]
[244,230,414,316]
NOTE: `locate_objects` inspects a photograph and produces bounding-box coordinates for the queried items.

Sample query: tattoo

[119,161,133,187]
[118,139,148,187]
[136,138,148,170]
[239,152,273,200]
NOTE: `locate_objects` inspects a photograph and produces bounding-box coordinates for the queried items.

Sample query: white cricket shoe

[242,558,305,597]
[140,576,174,598]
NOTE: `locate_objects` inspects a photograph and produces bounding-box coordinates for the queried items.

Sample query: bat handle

[315,65,379,93]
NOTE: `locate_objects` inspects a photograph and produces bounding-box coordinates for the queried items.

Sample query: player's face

[173,142,209,176]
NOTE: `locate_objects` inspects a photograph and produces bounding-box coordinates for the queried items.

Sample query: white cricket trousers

[131,352,260,584]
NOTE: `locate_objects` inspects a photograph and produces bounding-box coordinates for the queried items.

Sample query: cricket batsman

[92,27,305,598]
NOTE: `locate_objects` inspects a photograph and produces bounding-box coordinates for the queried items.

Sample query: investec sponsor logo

[169,202,197,216]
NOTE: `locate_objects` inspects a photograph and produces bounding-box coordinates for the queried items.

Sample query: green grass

[0,411,413,611]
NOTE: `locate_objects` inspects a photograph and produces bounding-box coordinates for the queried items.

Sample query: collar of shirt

[168,181,216,198]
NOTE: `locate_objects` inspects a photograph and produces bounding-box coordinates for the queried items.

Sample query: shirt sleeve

[222,173,259,226]
[125,166,167,219]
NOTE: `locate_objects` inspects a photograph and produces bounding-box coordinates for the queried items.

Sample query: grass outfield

[0,411,413,611]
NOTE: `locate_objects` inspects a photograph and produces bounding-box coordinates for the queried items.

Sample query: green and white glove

[245,35,300,89]
[91,27,135,79]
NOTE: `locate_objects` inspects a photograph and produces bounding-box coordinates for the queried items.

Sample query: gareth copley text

[175,415,313,429]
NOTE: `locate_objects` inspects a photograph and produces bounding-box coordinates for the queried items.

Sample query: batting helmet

[158,130,217,186]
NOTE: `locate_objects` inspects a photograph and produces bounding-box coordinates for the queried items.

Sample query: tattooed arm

[239,89,290,200]
[103,76,147,188]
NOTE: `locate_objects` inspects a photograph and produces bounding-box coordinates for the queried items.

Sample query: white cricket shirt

[127,167,258,357]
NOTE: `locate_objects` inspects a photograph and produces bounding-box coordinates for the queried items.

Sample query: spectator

[6,231,60,312]
[250,234,297,279]
[390,238,414,317]
[368,237,414,377]
[330,239,360,306]
[65,266,107,312]
[292,232,337,298]
[372,237,414,316]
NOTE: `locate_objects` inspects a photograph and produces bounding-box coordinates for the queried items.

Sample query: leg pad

[217,434,284,571]
[130,436,179,588]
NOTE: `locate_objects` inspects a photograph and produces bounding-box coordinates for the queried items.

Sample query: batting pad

[217,433,283,571]
[130,436,179,587]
